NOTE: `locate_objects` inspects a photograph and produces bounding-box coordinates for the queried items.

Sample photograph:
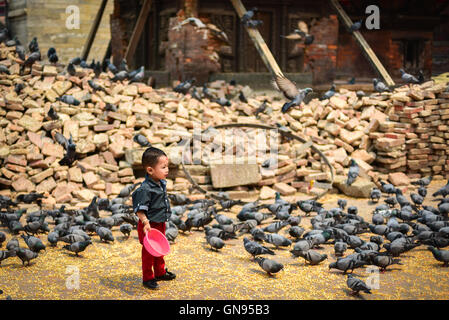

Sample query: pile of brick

[0,40,448,205]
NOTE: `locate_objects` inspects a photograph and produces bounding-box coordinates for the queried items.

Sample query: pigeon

[0,64,10,74]
[250,228,267,242]
[70,57,82,65]
[47,231,59,246]
[67,62,76,76]
[296,250,327,265]
[400,69,420,84]
[58,234,86,244]
[0,232,5,246]
[417,70,425,83]
[96,226,114,243]
[370,188,382,203]
[411,176,432,187]
[119,224,133,238]
[243,237,275,258]
[16,248,38,266]
[94,61,102,78]
[47,106,59,120]
[174,79,195,95]
[16,192,44,204]
[254,257,284,276]
[373,78,390,93]
[105,103,118,112]
[372,254,402,271]
[47,47,58,63]
[58,135,77,166]
[421,237,449,249]
[213,97,231,107]
[133,134,151,147]
[356,90,365,98]
[21,234,46,253]
[346,159,359,186]
[254,100,268,117]
[0,250,14,265]
[418,186,427,198]
[238,90,248,103]
[321,84,336,100]
[273,74,313,113]
[28,37,39,53]
[14,82,25,95]
[350,20,363,32]
[262,221,289,234]
[241,7,258,26]
[206,235,225,251]
[106,59,118,74]
[165,225,179,243]
[433,180,449,198]
[20,51,41,74]
[337,199,347,210]
[56,95,80,106]
[427,246,449,267]
[380,181,396,196]
[63,240,92,256]
[245,20,263,28]
[15,39,26,60]
[112,70,128,82]
[395,188,411,208]
[88,79,105,92]
[329,256,366,274]
[6,238,19,256]
[288,226,305,239]
[191,87,203,103]
[410,193,424,207]
[129,66,144,83]
[265,233,292,249]
[334,241,348,257]
[385,196,397,208]
[346,274,371,295]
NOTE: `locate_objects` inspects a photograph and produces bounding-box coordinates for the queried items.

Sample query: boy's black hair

[142,147,167,169]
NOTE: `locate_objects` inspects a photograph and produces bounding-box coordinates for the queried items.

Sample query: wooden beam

[81,0,108,61]
[329,0,395,87]
[230,0,284,77]
[125,0,153,64]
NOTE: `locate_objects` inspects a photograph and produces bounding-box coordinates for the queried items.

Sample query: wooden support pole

[329,0,395,87]
[230,0,284,77]
[125,0,153,64]
[81,0,108,61]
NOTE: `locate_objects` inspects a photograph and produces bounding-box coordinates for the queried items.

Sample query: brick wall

[9,0,113,64]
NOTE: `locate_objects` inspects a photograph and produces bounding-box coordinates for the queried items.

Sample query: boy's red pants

[137,220,166,281]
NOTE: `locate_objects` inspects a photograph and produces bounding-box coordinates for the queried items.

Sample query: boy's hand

[143,221,151,234]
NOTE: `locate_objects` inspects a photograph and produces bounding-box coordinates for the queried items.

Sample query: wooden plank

[230,0,284,77]
[329,0,395,87]
[125,0,153,64]
[81,0,108,61]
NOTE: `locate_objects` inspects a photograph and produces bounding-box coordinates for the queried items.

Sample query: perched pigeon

[288,226,305,239]
[373,78,390,93]
[411,176,432,187]
[16,248,38,266]
[380,181,396,196]
[370,188,382,203]
[254,257,284,276]
[372,254,402,271]
[120,224,133,238]
[273,74,313,113]
[346,159,359,186]
[21,234,46,253]
[241,7,258,26]
[262,221,289,234]
[206,235,225,251]
[296,249,327,265]
[56,95,80,106]
[334,241,348,257]
[350,20,363,32]
[239,91,248,103]
[338,199,347,210]
[129,66,144,83]
[47,106,59,120]
[433,180,449,198]
[6,238,19,256]
[346,274,371,295]
[243,237,275,258]
[265,233,292,249]
[400,69,419,84]
[47,47,58,63]
[254,100,268,117]
[321,84,336,100]
[63,240,92,256]
[96,226,114,243]
[0,250,14,265]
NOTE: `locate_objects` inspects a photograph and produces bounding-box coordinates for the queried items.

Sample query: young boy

[132,147,176,289]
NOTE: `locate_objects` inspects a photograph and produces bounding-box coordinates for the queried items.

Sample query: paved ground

[1,180,448,300]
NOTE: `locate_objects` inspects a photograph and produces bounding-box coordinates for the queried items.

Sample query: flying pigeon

[272,74,313,113]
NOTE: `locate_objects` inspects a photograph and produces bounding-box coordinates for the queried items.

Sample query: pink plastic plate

[143,228,170,257]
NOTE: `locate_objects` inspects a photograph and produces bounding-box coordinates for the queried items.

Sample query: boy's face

[146,155,169,181]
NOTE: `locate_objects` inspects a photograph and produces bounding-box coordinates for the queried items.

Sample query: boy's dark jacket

[132,173,171,223]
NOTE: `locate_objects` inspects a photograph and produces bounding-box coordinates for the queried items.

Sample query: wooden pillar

[230,0,284,76]
[125,0,153,64]
[82,0,109,61]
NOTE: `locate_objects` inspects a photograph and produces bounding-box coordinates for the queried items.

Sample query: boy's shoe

[142,279,159,289]
[155,268,176,281]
